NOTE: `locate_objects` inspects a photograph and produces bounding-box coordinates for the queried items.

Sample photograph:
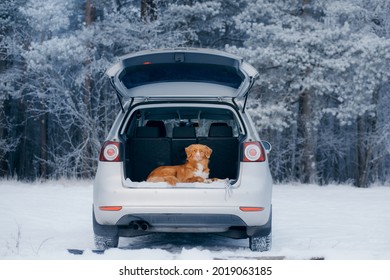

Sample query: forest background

[1,0,390,188]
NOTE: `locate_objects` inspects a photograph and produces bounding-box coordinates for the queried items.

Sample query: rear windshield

[119,63,244,89]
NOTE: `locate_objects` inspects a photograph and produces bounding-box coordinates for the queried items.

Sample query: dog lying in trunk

[147,144,215,186]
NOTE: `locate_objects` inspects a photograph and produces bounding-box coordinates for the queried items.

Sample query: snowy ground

[0,180,389,260]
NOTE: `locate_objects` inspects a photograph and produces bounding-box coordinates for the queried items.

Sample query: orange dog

[147,144,213,186]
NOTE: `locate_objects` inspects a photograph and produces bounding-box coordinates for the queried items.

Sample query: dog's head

[185,144,212,162]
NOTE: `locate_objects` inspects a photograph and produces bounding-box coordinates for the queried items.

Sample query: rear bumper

[93,161,273,228]
[93,210,272,238]
[117,212,272,237]
[117,213,247,227]
[95,204,271,227]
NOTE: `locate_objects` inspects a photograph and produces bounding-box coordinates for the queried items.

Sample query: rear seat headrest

[172,126,196,138]
[146,120,166,137]
[209,123,233,137]
[135,127,160,138]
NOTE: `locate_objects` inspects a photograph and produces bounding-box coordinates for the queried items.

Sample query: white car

[93,48,273,252]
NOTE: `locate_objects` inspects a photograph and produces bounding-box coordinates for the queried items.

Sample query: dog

[147,144,214,186]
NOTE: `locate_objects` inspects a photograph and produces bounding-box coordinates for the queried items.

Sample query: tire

[94,234,119,250]
[93,209,119,250]
[249,232,272,252]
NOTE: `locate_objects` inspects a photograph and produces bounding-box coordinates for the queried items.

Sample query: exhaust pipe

[130,221,149,231]
[140,222,149,231]
[131,221,140,230]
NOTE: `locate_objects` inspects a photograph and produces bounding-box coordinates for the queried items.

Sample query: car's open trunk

[121,105,243,184]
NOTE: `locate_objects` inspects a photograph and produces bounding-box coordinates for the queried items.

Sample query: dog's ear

[185,146,192,158]
[205,146,212,159]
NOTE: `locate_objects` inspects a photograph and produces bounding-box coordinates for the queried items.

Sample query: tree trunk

[79,0,97,178]
[40,111,48,179]
[84,0,95,114]
[0,100,7,176]
[356,115,371,188]
[85,0,96,26]
[141,0,157,22]
[296,0,317,184]
[297,90,317,184]
[356,88,380,188]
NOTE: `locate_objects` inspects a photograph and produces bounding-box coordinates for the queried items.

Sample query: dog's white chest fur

[194,163,209,179]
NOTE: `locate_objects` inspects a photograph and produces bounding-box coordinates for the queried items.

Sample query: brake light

[239,207,265,212]
[242,142,266,162]
[99,206,122,211]
[99,141,121,162]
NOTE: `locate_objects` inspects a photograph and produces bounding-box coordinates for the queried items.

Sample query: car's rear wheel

[249,232,272,252]
[93,209,119,250]
[94,234,119,250]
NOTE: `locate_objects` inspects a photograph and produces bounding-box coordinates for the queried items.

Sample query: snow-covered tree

[17,0,242,179]
[164,0,247,48]
[1,0,390,186]
[228,0,390,186]
[0,0,28,177]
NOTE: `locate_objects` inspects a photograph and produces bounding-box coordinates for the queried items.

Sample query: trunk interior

[121,105,243,183]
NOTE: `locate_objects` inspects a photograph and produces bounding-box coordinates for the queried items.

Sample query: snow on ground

[0,180,389,260]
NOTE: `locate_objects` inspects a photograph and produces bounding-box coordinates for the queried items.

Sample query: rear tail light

[239,207,265,212]
[99,206,122,211]
[242,141,266,162]
[99,141,121,162]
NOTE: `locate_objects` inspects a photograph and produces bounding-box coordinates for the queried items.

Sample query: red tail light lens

[239,207,265,212]
[242,142,266,162]
[99,141,121,162]
[99,206,122,211]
